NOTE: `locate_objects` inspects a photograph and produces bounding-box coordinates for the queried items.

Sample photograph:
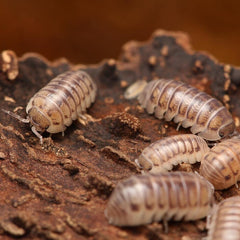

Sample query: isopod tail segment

[2,109,44,144]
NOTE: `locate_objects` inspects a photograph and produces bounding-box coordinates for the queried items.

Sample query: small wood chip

[4,96,16,103]
[1,50,19,80]
[13,106,24,112]
[148,56,157,66]
[161,45,169,56]
[120,80,128,88]
[181,236,192,240]
[234,116,240,127]
[0,152,6,159]
[224,78,231,91]
[104,97,114,104]
[1,220,25,236]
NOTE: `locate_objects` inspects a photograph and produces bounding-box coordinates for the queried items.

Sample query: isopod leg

[229,130,240,139]
[162,218,169,233]
[206,208,213,230]
[31,126,43,145]
[78,114,88,126]
[176,122,182,131]
[134,159,142,169]
[78,113,99,125]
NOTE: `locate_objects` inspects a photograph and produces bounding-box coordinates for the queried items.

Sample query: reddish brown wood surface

[0,30,240,240]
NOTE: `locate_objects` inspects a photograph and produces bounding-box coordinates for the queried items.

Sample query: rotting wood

[1,29,240,239]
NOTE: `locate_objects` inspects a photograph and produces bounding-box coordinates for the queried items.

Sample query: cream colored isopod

[138,79,235,141]
[135,134,209,173]
[105,171,214,227]
[3,70,97,144]
[206,196,240,240]
[200,138,240,190]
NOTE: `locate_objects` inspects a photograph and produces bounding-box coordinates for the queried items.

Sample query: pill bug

[135,134,209,173]
[3,70,97,144]
[199,138,240,190]
[105,171,214,227]
[124,80,147,99]
[138,79,235,141]
[206,196,240,240]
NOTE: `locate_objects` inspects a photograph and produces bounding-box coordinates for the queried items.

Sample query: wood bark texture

[0,29,240,240]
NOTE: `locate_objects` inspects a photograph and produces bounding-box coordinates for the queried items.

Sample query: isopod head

[196,109,235,141]
[28,107,50,132]
[218,121,235,138]
[105,177,148,226]
[135,152,155,172]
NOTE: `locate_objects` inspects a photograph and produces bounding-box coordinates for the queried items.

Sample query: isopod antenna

[2,109,30,123]
[2,109,44,144]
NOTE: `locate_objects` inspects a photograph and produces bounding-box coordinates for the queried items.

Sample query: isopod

[206,196,240,240]
[124,80,147,99]
[199,138,240,190]
[135,134,209,173]
[105,171,214,227]
[138,79,235,141]
[3,70,97,144]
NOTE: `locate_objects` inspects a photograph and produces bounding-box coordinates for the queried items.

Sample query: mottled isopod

[3,70,97,144]
[206,196,240,240]
[138,79,235,141]
[135,134,209,173]
[200,138,240,190]
[105,171,214,227]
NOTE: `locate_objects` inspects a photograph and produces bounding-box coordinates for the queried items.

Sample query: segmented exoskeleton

[200,138,240,190]
[105,171,214,226]
[206,196,240,240]
[3,70,97,143]
[138,79,235,141]
[135,134,209,173]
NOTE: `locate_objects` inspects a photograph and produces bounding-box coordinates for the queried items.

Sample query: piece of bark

[0,29,240,240]
[0,50,18,81]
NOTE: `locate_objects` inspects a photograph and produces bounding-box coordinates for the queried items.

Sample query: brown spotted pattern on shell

[200,138,240,190]
[135,134,209,173]
[206,196,240,240]
[3,70,97,143]
[138,79,235,141]
[105,172,214,226]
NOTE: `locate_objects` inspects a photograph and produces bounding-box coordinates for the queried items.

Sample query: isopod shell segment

[135,134,209,173]
[138,79,235,141]
[105,171,214,227]
[200,138,240,190]
[206,196,240,240]
[26,70,97,135]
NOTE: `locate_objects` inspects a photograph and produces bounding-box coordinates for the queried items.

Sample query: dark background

[1,0,240,65]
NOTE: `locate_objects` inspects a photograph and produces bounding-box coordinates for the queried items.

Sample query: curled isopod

[206,196,240,240]
[135,134,209,173]
[105,171,214,227]
[124,80,147,99]
[138,79,235,141]
[2,70,97,144]
[200,138,240,190]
